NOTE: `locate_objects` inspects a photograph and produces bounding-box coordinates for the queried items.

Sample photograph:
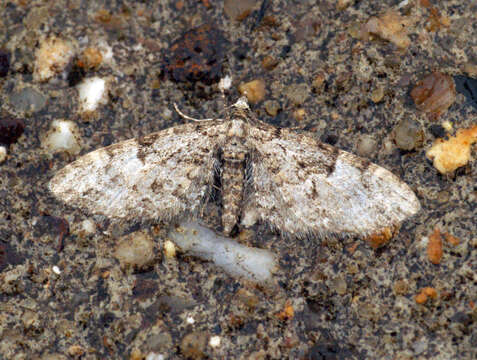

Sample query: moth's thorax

[222,119,248,162]
[226,118,247,137]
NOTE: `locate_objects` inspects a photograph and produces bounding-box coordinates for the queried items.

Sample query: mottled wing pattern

[244,122,420,238]
[49,122,224,221]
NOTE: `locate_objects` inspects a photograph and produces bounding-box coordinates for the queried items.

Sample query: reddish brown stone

[163,24,227,84]
[0,116,25,145]
[411,72,456,119]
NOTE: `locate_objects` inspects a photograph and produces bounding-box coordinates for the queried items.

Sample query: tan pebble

[264,100,280,117]
[337,0,353,10]
[67,345,85,356]
[370,86,385,103]
[129,348,143,360]
[393,279,409,296]
[362,10,413,49]
[426,125,477,174]
[34,36,74,82]
[261,55,279,71]
[114,230,155,270]
[365,226,394,249]
[443,232,460,246]
[163,240,176,258]
[276,300,294,321]
[427,227,443,265]
[356,134,377,157]
[238,79,266,104]
[293,108,306,122]
[462,62,477,77]
[78,47,103,69]
[180,331,208,360]
[312,72,326,92]
[224,0,258,21]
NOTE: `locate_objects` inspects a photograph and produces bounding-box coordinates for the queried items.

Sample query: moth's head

[228,97,254,123]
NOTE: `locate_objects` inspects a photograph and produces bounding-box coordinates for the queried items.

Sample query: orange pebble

[427,227,443,264]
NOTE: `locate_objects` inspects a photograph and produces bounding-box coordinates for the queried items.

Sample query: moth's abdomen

[221,149,246,235]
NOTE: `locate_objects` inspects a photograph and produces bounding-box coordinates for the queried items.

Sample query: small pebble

[365,226,394,249]
[224,0,258,21]
[415,287,438,304]
[393,279,409,296]
[145,353,164,360]
[9,87,47,113]
[180,331,208,360]
[164,24,226,84]
[34,36,74,82]
[426,125,477,174]
[0,116,25,145]
[42,119,82,155]
[427,227,443,265]
[411,72,456,119]
[264,100,280,117]
[77,219,96,237]
[146,332,172,353]
[77,47,103,70]
[361,10,412,49]
[239,79,266,104]
[0,146,6,163]
[261,55,279,71]
[370,86,385,103]
[209,335,221,348]
[163,240,176,258]
[462,62,477,77]
[393,118,423,151]
[356,134,377,157]
[114,230,155,270]
[77,77,107,113]
[285,83,310,106]
[312,72,326,92]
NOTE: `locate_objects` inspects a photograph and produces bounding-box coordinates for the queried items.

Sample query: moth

[49,98,420,239]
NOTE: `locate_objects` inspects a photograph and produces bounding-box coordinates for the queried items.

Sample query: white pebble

[163,240,176,258]
[0,146,7,163]
[219,75,232,91]
[168,221,277,283]
[52,265,61,275]
[209,335,221,348]
[42,119,82,155]
[114,230,155,270]
[145,353,164,360]
[80,219,96,236]
[78,77,107,112]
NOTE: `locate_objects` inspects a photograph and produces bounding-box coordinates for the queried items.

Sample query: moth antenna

[173,103,216,122]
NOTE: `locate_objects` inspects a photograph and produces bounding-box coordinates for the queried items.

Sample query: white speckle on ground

[0,146,7,163]
[52,265,61,275]
[77,77,107,112]
[209,335,221,348]
[42,119,82,155]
